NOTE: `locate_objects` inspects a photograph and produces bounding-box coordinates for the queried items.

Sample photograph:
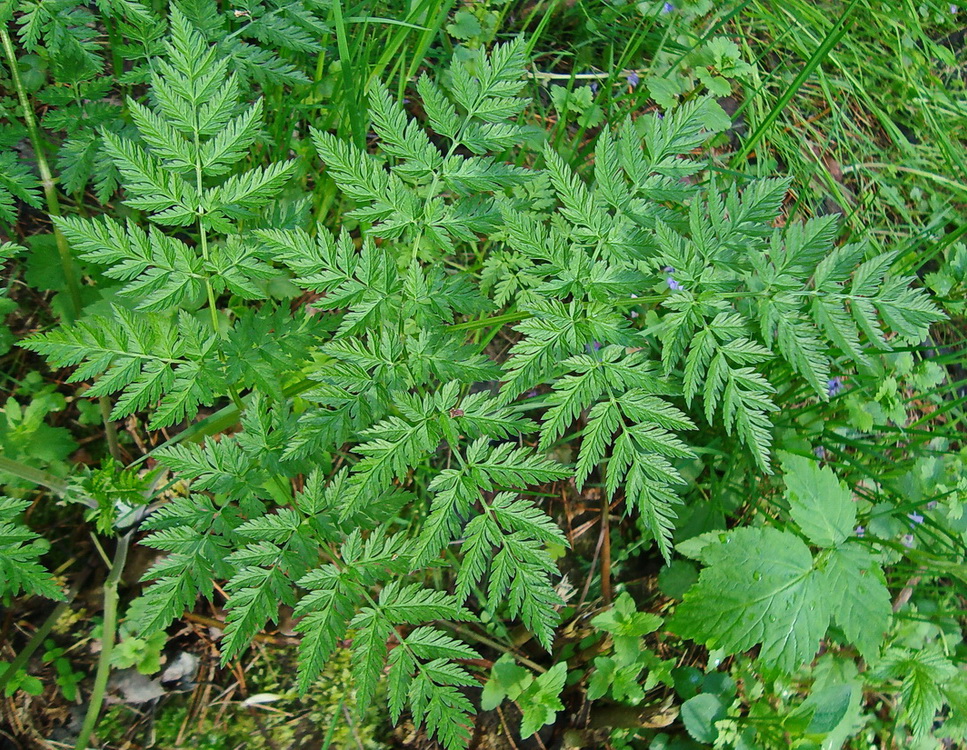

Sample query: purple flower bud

[526,389,539,398]
[586,341,603,354]
[926,501,938,510]
[813,446,826,459]
[666,277,682,291]
[854,526,865,537]
[907,512,924,525]
[590,82,599,94]
[827,377,843,397]
[626,72,640,88]
[901,534,915,548]
[662,2,674,12]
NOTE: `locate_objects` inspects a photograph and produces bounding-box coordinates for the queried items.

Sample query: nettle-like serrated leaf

[672,526,830,672]
[673,505,893,673]
[877,645,960,738]
[781,453,855,548]
[591,592,662,663]
[821,543,890,663]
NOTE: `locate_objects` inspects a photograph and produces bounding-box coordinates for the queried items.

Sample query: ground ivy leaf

[682,692,726,743]
[670,527,830,672]
[781,453,855,548]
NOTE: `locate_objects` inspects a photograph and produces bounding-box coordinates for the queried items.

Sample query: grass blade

[731,0,860,166]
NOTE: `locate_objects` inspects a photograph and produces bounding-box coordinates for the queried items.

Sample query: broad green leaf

[518,662,567,737]
[781,453,855,547]
[671,527,830,672]
[682,693,726,743]
[481,654,532,709]
[803,683,853,734]
[821,543,891,663]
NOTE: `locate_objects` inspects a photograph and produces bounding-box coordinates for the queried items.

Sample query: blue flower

[901,534,915,548]
[662,1,674,12]
[854,526,865,537]
[662,266,682,291]
[907,512,924,525]
[827,377,843,397]
[626,72,640,88]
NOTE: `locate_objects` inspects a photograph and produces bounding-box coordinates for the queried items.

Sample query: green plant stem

[73,531,130,750]
[0,27,82,318]
[97,398,123,459]
[440,622,547,674]
[101,13,125,81]
[192,116,244,412]
[195,220,245,412]
[126,375,318,469]
[0,457,101,513]
[449,294,663,332]
[1,26,121,461]
[0,455,69,495]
